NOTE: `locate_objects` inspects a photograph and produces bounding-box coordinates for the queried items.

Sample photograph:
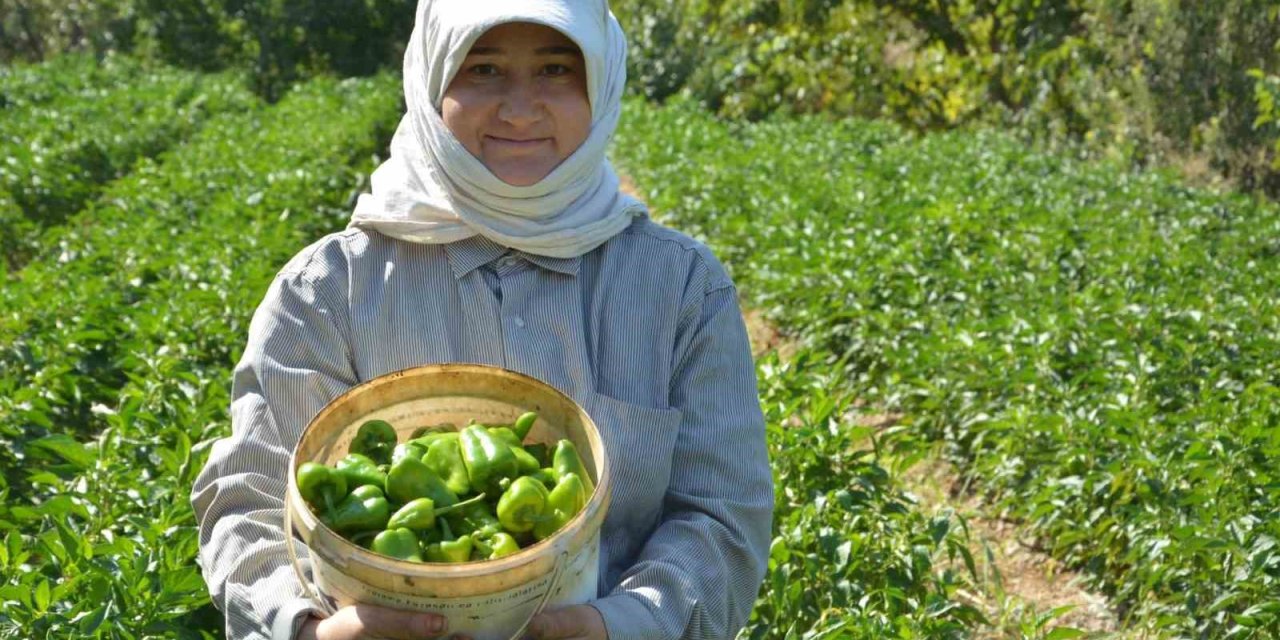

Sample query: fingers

[316,604,448,640]
[527,609,566,639]
[526,605,592,639]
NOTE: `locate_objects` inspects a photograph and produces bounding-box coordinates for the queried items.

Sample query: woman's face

[442,22,591,187]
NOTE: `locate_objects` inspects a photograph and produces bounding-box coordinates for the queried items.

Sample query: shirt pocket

[585,391,682,579]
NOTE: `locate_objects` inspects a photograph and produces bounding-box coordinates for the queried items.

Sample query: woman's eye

[543,64,572,76]
[469,64,499,76]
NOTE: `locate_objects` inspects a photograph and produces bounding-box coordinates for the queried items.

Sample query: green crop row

[0,68,400,498]
[0,72,402,637]
[0,60,991,637]
[0,54,998,637]
[0,53,155,107]
[611,96,1280,638]
[1,347,988,639]
[0,55,257,272]
[747,350,988,638]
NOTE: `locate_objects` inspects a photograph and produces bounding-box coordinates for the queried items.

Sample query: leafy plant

[0,53,256,271]
[1250,66,1280,172]
[0,71,401,637]
[747,350,986,638]
[613,95,1280,637]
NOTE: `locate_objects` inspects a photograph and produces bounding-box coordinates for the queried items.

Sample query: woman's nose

[497,79,542,127]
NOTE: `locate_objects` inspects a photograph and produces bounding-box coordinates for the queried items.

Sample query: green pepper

[533,472,587,541]
[410,430,459,451]
[335,453,386,490]
[552,440,594,494]
[529,467,559,489]
[386,493,488,531]
[371,528,423,562]
[460,425,518,495]
[423,436,472,496]
[474,531,520,560]
[444,499,503,539]
[426,535,473,563]
[297,461,349,516]
[551,472,588,513]
[322,484,390,534]
[350,419,398,465]
[491,426,521,448]
[350,530,379,549]
[424,519,473,563]
[512,411,538,441]
[511,445,541,475]
[391,441,429,465]
[524,443,550,468]
[385,455,459,507]
[420,526,444,545]
[410,423,455,439]
[496,476,550,533]
[483,431,539,481]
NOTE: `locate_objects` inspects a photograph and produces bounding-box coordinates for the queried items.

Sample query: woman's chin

[490,166,553,187]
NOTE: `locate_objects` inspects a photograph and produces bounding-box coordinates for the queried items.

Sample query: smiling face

[441,22,592,187]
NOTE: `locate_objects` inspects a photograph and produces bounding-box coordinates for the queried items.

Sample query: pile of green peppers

[296,411,594,564]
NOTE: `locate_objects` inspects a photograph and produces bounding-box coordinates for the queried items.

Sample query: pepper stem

[432,492,488,517]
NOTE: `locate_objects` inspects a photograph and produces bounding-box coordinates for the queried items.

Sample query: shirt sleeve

[191,262,357,640]
[589,283,775,640]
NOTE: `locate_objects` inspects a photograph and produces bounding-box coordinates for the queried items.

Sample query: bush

[0,0,415,102]
[611,0,1280,198]
[612,93,1280,638]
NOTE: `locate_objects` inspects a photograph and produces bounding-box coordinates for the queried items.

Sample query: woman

[191,1,774,639]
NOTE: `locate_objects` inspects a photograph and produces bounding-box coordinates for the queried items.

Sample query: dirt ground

[900,455,1121,636]
[746,313,1122,637]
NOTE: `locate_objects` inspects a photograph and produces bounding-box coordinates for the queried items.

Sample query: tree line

[5,0,1279,197]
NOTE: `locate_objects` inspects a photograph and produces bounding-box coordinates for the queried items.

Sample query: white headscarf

[347,0,645,258]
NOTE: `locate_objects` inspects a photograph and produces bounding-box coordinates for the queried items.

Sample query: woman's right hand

[298,604,462,639]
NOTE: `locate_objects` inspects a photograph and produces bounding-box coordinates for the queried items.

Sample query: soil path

[620,176,1123,638]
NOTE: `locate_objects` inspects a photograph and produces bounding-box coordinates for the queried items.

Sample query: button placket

[493,264,593,399]
[458,270,506,367]
[496,259,526,338]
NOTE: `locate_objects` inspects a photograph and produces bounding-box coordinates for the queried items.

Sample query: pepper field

[0,54,1277,638]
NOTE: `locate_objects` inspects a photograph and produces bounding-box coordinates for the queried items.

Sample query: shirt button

[513,316,526,328]
[499,256,517,268]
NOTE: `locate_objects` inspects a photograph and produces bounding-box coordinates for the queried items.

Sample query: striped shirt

[190,215,775,640]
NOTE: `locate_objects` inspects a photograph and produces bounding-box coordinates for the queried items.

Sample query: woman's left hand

[526,604,608,640]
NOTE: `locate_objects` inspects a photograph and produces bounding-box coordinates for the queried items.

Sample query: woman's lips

[485,135,551,152]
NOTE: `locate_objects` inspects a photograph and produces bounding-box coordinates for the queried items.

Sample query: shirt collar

[522,253,582,277]
[443,235,581,279]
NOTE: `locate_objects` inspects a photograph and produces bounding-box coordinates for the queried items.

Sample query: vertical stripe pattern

[190,215,774,640]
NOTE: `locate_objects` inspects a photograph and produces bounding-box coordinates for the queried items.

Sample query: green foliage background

[0,0,414,101]
[611,0,1280,197]
[4,1,1280,637]
[5,1,1280,195]
[611,94,1280,638]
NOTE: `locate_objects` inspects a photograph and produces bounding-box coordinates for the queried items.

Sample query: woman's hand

[526,605,608,640]
[298,604,462,640]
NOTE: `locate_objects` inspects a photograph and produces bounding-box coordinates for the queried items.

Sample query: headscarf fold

[348,0,644,258]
